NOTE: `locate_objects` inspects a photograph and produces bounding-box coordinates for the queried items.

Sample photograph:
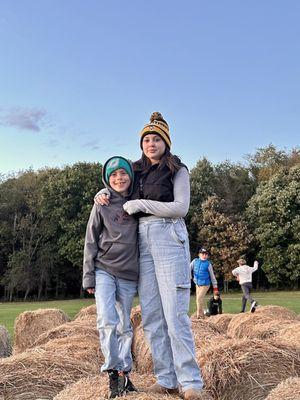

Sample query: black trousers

[240,282,254,312]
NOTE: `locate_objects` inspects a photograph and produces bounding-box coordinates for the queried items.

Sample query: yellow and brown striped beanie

[140,112,171,149]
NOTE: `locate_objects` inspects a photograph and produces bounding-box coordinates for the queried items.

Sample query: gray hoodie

[82,157,139,289]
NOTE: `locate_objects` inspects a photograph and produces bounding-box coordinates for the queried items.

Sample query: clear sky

[0,0,299,175]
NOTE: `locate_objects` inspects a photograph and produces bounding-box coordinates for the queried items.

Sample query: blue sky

[0,0,299,175]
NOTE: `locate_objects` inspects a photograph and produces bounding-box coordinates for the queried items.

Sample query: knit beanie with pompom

[139,112,171,149]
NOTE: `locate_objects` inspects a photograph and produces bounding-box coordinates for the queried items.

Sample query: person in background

[205,291,222,316]
[232,258,259,313]
[83,156,138,399]
[190,247,219,318]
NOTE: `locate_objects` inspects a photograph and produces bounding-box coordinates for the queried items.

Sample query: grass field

[0,291,299,340]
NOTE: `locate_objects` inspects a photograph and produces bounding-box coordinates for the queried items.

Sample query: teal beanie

[105,156,133,183]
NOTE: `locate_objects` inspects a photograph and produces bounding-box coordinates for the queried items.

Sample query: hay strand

[264,377,300,400]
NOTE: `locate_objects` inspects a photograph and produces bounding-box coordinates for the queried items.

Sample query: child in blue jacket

[190,247,218,318]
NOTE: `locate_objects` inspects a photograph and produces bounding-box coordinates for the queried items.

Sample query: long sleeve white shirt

[232,261,258,284]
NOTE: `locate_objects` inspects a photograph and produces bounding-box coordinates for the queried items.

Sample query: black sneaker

[250,301,258,313]
[119,372,137,394]
[107,370,120,399]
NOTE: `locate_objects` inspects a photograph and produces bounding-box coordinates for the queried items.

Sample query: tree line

[0,145,299,301]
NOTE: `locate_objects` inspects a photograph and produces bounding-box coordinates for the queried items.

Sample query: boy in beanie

[83,156,138,398]
[190,248,219,319]
[232,259,259,313]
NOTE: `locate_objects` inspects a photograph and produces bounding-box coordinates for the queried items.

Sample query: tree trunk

[224,280,229,293]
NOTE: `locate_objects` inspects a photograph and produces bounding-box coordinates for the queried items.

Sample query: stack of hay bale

[0,307,102,400]
[0,304,299,400]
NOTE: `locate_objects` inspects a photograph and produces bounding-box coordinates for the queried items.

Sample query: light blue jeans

[138,217,203,391]
[94,268,138,372]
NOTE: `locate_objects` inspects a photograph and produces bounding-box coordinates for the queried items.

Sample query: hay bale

[132,324,153,373]
[0,318,102,399]
[54,373,155,400]
[13,308,70,353]
[54,372,213,400]
[190,317,224,350]
[74,304,97,321]
[227,313,292,340]
[131,305,142,329]
[264,377,300,400]
[0,325,11,358]
[204,313,234,334]
[40,333,102,364]
[255,305,298,321]
[0,346,100,400]
[199,338,300,400]
[270,321,300,349]
[32,319,99,348]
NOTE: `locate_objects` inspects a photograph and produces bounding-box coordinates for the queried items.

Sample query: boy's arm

[208,263,218,289]
[82,205,103,290]
[123,167,190,218]
[252,260,259,272]
[232,266,240,277]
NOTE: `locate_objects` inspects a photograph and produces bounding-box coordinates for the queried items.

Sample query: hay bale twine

[264,377,300,400]
[255,305,298,321]
[205,313,234,334]
[227,313,291,340]
[13,308,70,353]
[131,304,142,329]
[0,346,100,400]
[0,325,11,358]
[132,324,153,373]
[199,338,300,400]
[74,303,96,321]
[32,319,99,348]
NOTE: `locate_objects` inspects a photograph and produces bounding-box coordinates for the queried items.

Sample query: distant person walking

[232,258,259,313]
[190,247,218,319]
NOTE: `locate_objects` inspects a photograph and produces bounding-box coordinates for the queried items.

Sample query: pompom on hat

[140,112,171,149]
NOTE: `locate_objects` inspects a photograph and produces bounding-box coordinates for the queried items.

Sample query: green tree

[40,162,102,270]
[197,195,253,291]
[188,158,215,254]
[247,165,300,287]
[247,144,300,183]
[0,170,52,300]
[213,161,256,216]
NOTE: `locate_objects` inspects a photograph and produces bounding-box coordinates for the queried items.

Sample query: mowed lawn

[0,291,299,340]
